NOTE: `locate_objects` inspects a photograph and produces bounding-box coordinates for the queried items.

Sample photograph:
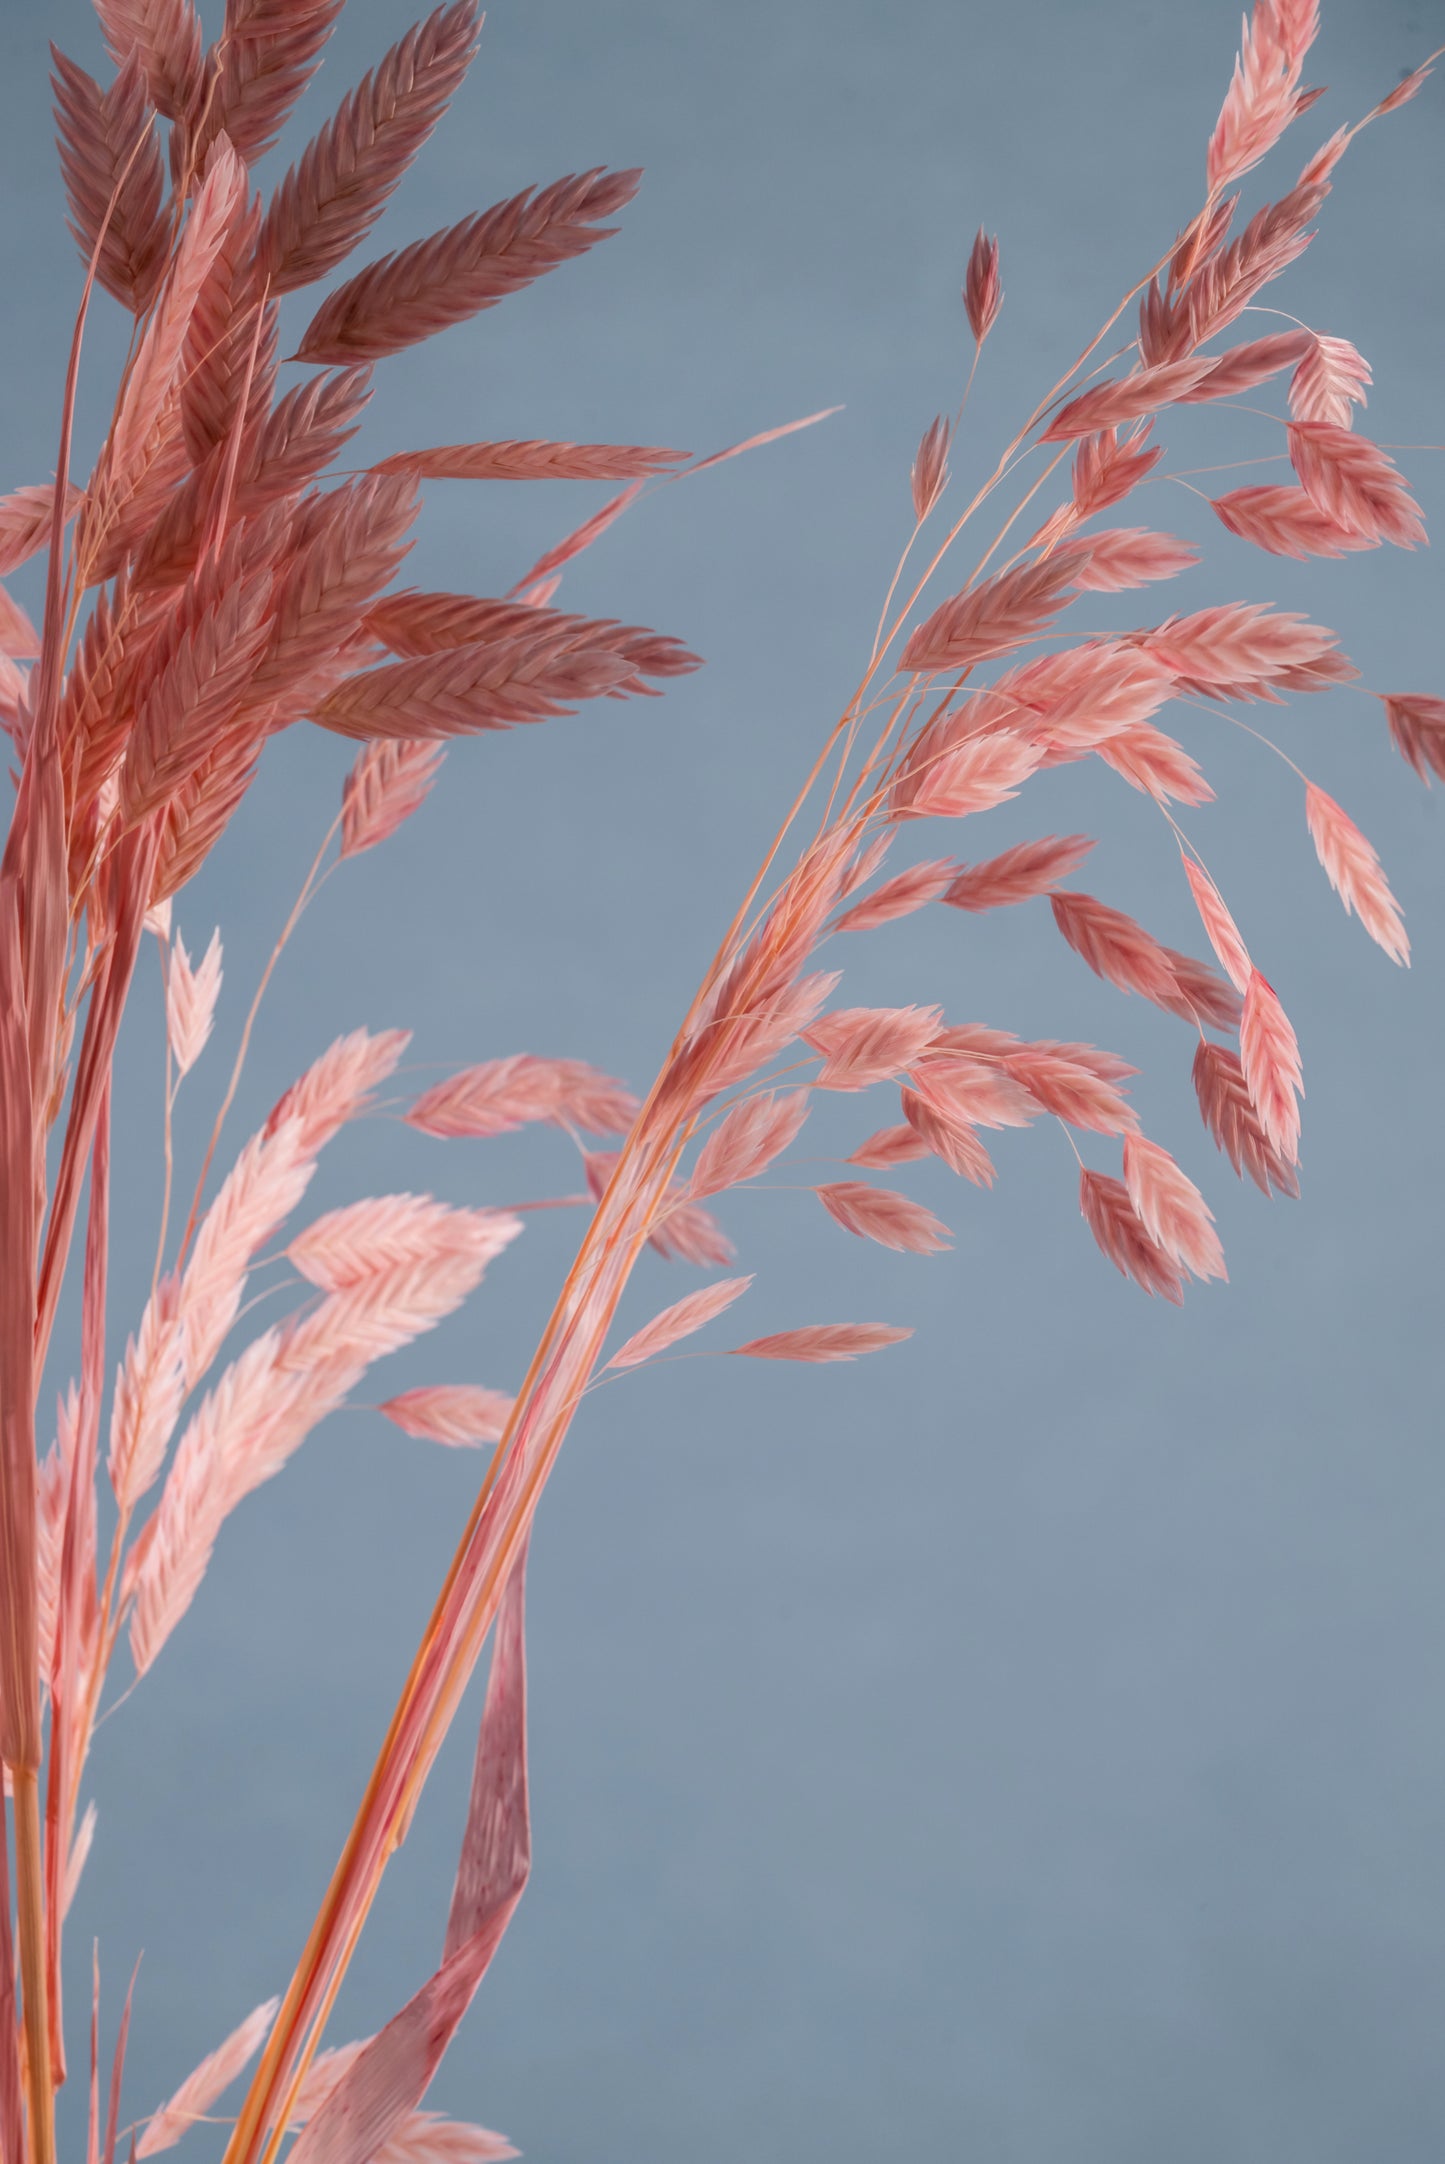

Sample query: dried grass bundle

[0,3,1439,2162]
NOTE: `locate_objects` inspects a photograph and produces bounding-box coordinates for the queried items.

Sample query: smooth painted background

[2,1,1444,2158]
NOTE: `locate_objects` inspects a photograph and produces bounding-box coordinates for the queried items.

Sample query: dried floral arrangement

[0,1,1440,2160]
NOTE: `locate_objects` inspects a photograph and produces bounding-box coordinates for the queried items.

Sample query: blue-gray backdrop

[2,1,1444,2158]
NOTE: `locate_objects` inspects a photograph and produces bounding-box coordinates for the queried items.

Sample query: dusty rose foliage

[0,1,1438,2161]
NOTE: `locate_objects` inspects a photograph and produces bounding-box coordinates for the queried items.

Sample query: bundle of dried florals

[0,1,1440,2158]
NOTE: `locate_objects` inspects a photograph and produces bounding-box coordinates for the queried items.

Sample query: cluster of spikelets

[0,4,1442,2164]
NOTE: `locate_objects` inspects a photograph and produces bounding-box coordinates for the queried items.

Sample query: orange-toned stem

[10,1768,54,2164]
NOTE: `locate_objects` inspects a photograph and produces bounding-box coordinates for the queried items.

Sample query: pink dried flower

[1240,969,1304,1163]
[1380,693,1445,784]
[1192,1042,1299,1198]
[910,417,951,522]
[815,1182,952,1255]
[1122,1134,1227,1281]
[963,229,1002,341]
[802,1005,943,1092]
[832,859,958,932]
[1287,422,1427,548]
[1288,334,1371,427]
[727,1325,914,1364]
[1079,1169,1184,1304]
[1303,783,1409,963]
[377,1388,517,1446]
[606,1276,753,1371]
[165,929,223,1076]
[690,1090,810,1199]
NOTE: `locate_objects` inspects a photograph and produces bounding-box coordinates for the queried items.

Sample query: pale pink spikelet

[832,859,958,932]
[910,417,951,522]
[899,1088,996,1185]
[1207,0,1320,192]
[1140,603,1353,701]
[108,1276,185,1513]
[1078,1168,1184,1304]
[1001,1043,1138,1135]
[1380,693,1445,785]
[1183,328,1314,401]
[265,1029,412,1156]
[131,1224,513,1671]
[341,742,446,859]
[1288,423,1426,547]
[909,1054,1037,1132]
[1050,891,1180,1006]
[1240,969,1303,1163]
[900,553,1086,673]
[1095,722,1214,806]
[1211,484,1375,560]
[1071,426,1163,516]
[1042,359,1216,441]
[179,1120,316,1388]
[690,1090,809,1199]
[1303,783,1409,963]
[904,730,1042,821]
[606,1276,754,1371]
[846,1123,930,1169]
[1070,528,1199,591]
[0,482,82,578]
[1372,57,1436,115]
[1192,1041,1299,1197]
[1289,334,1371,427]
[406,1056,637,1140]
[165,929,223,1077]
[377,1388,516,1447]
[815,1182,952,1255]
[943,834,1095,913]
[1122,1134,1227,1281]
[963,229,1002,340]
[727,1324,913,1364]
[137,2000,280,2158]
[1181,857,1252,991]
[372,2115,517,2164]
[802,1005,942,1092]
[287,1197,522,1294]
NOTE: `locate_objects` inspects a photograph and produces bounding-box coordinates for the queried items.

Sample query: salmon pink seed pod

[815,1182,952,1255]
[378,1387,516,1447]
[1380,694,1445,785]
[963,229,1002,341]
[1240,970,1303,1164]
[727,1325,914,1364]
[1079,1169,1185,1304]
[1181,857,1252,993]
[1122,1135,1226,1281]
[910,417,951,522]
[1303,783,1409,964]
